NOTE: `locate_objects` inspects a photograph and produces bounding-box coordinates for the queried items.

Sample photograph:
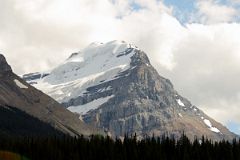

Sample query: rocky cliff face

[23,41,237,140]
[0,54,100,136]
[80,51,235,140]
[0,54,12,75]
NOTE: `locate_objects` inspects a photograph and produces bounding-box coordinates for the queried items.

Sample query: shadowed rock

[0,54,12,74]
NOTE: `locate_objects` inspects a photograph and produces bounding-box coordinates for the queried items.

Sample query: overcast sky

[1,0,240,134]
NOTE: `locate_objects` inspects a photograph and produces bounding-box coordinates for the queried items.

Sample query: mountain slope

[0,54,100,136]
[23,40,237,140]
[0,105,63,137]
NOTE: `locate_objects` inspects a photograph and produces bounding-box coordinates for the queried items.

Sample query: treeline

[0,134,240,160]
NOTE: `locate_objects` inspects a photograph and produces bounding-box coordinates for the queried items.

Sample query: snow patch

[113,41,122,53]
[55,90,64,95]
[203,119,212,128]
[176,99,185,106]
[14,79,28,89]
[67,54,84,63]
[203,119,221,133]
[67,95,114,115]
[97,86,112,93]
[178,113,183,117]
[210,127,221,133]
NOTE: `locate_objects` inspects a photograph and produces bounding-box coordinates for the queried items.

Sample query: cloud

[195,0,238,24]
[229,0,240,4]
[156,23,240,130]
[1,0,240,134]
[0,0,173,74]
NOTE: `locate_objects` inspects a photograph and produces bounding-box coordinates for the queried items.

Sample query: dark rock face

[22,72,49,85]
[0,54,12,74]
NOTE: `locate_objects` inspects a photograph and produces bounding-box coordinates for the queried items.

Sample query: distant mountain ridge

[0,54,100,137]
[23,40,237,140]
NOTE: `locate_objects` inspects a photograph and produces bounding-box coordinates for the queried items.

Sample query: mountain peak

[0,54,12,74]
[43,40,140,85]
[67,40,138,62]
[22,41,237,141]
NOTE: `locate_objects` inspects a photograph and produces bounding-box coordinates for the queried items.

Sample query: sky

[1,0,240,135]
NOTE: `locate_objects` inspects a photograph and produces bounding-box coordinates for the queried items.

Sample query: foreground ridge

[0,54,100,136]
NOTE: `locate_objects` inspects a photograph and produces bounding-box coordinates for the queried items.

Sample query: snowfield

[68,95,114,115]
[26,40,138,114]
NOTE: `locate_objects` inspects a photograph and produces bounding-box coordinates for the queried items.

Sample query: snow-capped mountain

[23,40,237,140]
[0,54,99,136]
[25,40,139,109]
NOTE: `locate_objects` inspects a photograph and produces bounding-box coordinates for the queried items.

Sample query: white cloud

[196,0,238,24]
[157,23,240,129]
[229,0,240,4]
[0,0,174,74]
[1,0,240,133]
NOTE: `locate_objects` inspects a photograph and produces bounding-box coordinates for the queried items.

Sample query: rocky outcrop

[0,54,12,75]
